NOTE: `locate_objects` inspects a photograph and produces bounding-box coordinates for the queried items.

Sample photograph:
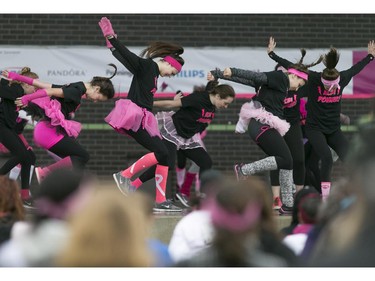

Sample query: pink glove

[99,17,115,37]
[21,89,48,106]
[8,72,34,85]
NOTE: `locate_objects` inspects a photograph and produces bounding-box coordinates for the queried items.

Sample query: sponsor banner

[353,51,375,95]
[0,46,369,95]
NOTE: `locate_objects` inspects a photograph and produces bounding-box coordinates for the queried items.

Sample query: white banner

[0,46,362,95]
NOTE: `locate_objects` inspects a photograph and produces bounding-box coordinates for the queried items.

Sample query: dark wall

[1,14,375,183]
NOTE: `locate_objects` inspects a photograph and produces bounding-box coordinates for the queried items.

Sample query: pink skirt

[105,99,161,138]
[237,100,290,136]
[156,111,204,150]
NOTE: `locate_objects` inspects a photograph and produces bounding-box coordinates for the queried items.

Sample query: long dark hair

[90,63,117,99]
[140,41,185,67]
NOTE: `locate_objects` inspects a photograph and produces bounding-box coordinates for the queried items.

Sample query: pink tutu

[32,97,81,138]
[237,101,290,136]
[105,99,161,138]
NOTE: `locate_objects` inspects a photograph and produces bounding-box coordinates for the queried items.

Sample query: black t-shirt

[110,37,160,111]
[172,92,215,138]
[306,54,373,133]
[283,86,308,125]
[0,79,24,129]
[51,82,86,118]
[252,71,289,119]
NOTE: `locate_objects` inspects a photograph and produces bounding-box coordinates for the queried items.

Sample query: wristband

[8,72,34,85]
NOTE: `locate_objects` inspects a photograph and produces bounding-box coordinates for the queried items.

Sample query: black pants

[126,127,169,166]
[270,122,305,186]
[0,125,35,189]
[48,136,90,170]
[248,119,293,170]
[305,127,348,182]
[139,139,212,197]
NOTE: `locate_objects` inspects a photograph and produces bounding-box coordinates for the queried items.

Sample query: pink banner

[353,51,375,94]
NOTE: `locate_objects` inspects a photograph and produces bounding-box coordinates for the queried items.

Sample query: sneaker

[272,197,282,210]
[153,201,182,212]
[113,172,136,196]
[22,198,36,209]
[278,204,293,216]
[35,167,48,184]
[234,163,246,181]
[176,192,190,207]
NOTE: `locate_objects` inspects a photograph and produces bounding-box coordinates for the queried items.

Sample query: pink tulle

[105,99,161,138]
[32,97,82,138]
[238,101,290,136]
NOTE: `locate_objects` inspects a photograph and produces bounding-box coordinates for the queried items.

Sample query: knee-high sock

[155,164,169,203]
[121,152,158,178]
[180,172,197,196]
[321,182,331,201]
[45,156,72,172]
[280,169,295,208]
[176,167,186,190]
[241,156,278,175]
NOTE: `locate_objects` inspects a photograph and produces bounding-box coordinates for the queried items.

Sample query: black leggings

[48,136,90,170]
[270,122,305,186]
[248,119,293,170]
[125,127,169,166]
[305,128,348,182]
[0,125,36,189]
[139,139,212,183]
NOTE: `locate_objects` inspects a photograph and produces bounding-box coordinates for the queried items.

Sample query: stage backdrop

[0,46,373,95]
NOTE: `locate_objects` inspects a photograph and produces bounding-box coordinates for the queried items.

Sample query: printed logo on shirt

[196,109,215,124]
[283,94,297,108]
[317,86,341,103]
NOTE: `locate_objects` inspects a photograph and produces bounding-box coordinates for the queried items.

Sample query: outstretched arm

[209,68,266,88]
[153,98,182,109]
[15,88,65,108]
[267,36,294,69]
[2,70,52,89]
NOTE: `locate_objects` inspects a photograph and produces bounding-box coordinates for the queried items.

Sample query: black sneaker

[176,192,190,207]
[278,204,293,216]
[234,163,246,181]
[153,201,182,212]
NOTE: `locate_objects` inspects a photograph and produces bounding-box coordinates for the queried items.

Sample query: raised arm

[339,40,375,84]
[99,17,141,74]
[267,36,294,69]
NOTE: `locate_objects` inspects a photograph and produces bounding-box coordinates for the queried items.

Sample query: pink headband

[321,76,340,91]
[288,68,308,81]
[163,56,182,72]
[209,199,261,232]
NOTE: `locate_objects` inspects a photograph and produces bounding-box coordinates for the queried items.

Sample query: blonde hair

[56,188,153,267]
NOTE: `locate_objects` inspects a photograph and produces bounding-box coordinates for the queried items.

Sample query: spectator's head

[0,176,24,221]
[56,188,153,267]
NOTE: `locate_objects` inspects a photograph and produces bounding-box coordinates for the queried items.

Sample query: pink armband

[21,89,48,106]
[8,72,34,85]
